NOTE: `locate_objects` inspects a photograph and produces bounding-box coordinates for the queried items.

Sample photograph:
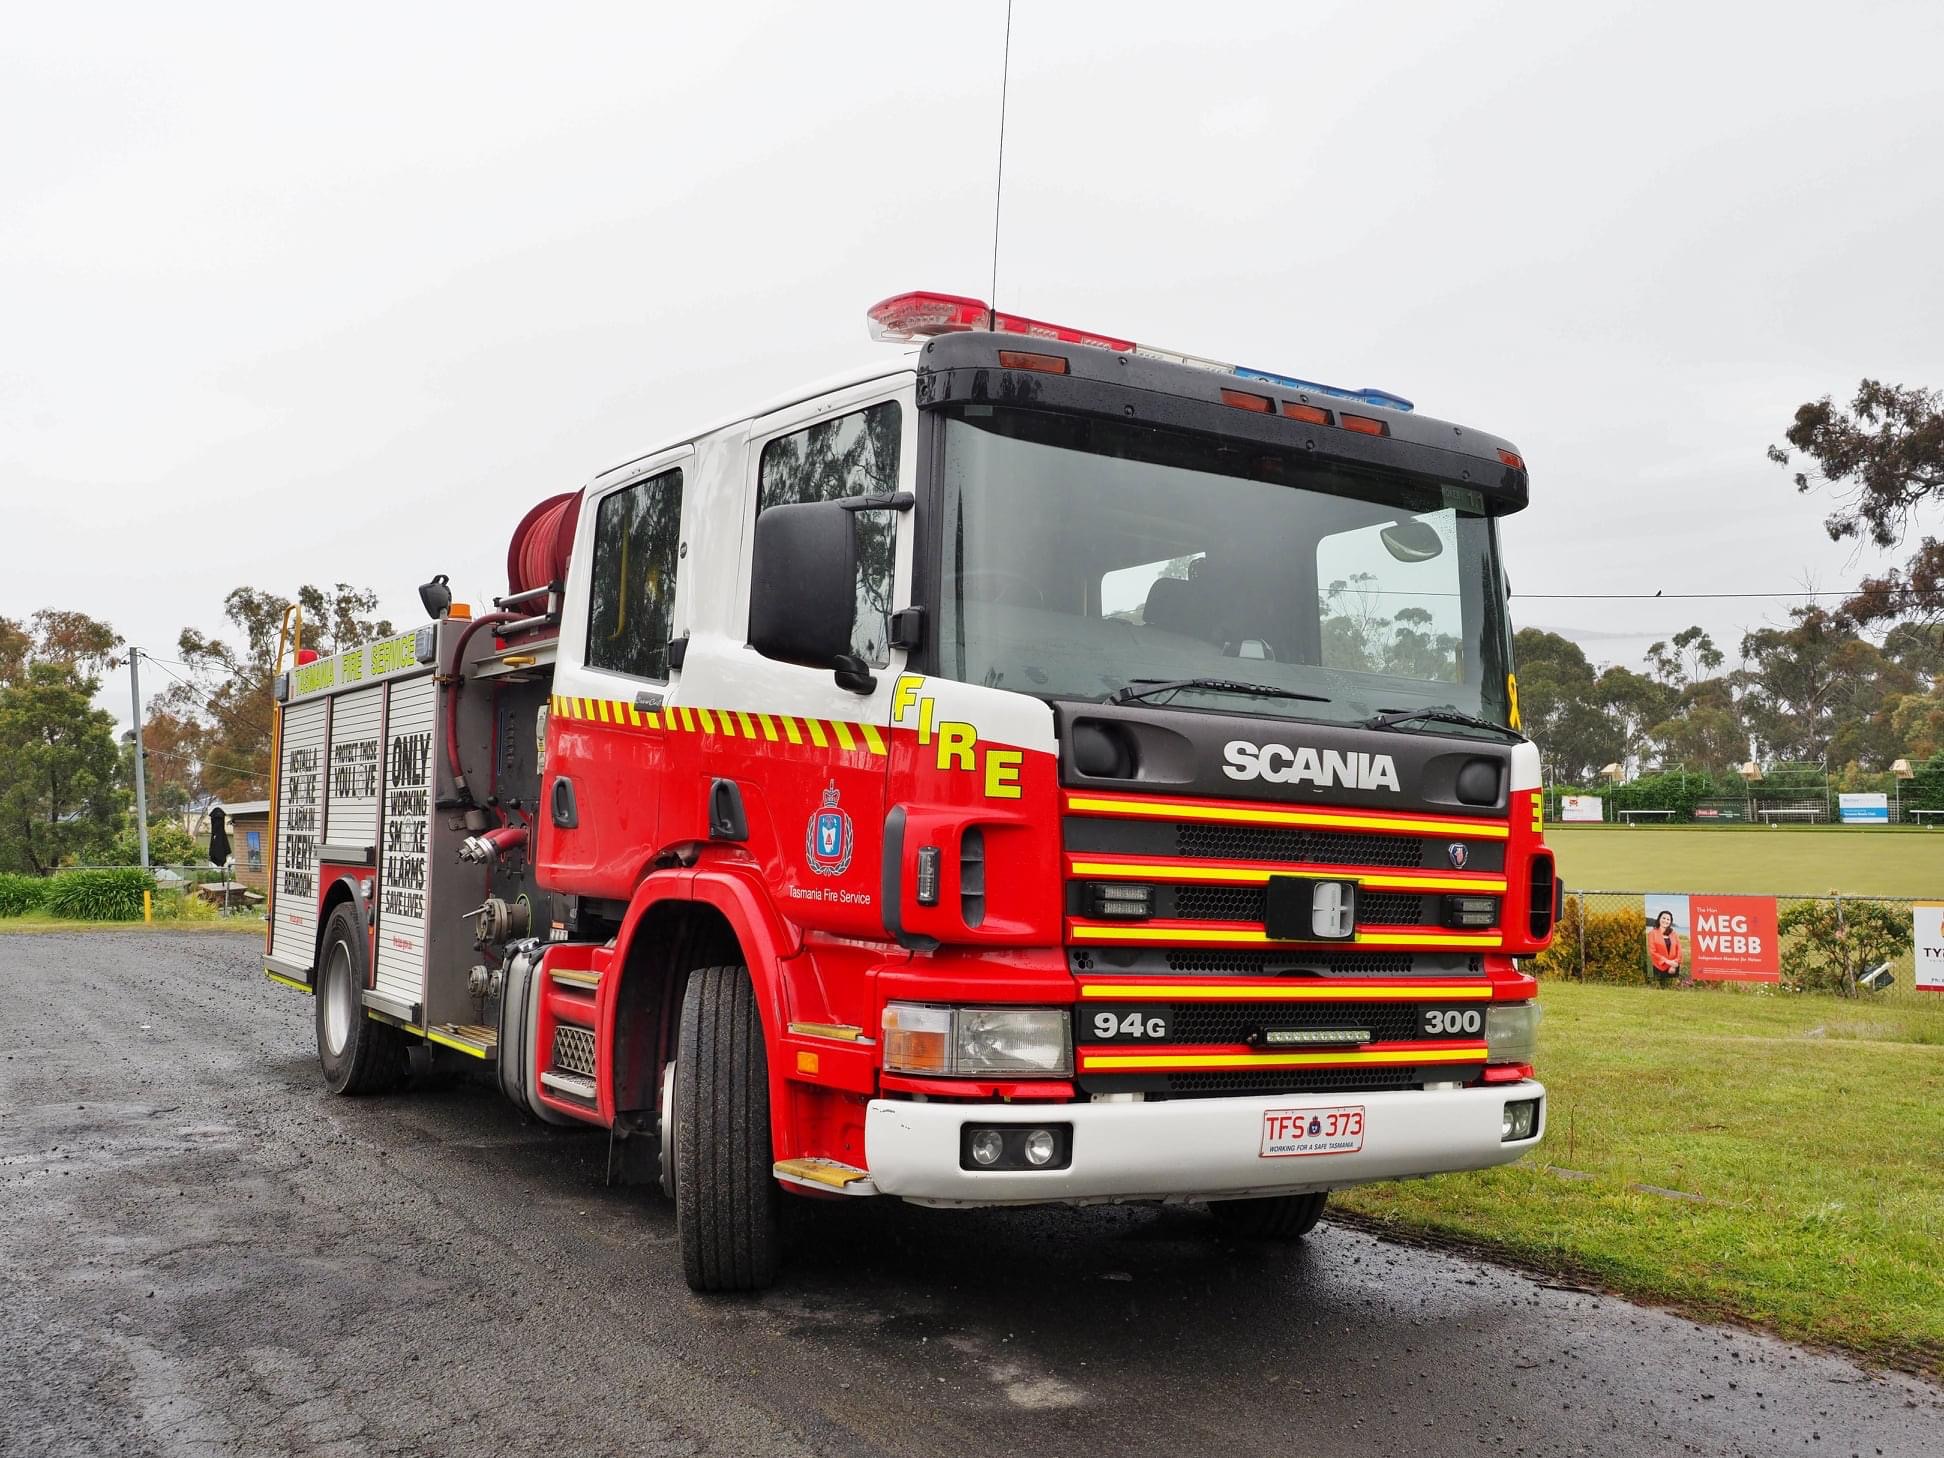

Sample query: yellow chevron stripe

[736,711,757,738]
[696,706,716,733]
[805,718,828,748]
[831,720,856,751]
[860,722,886,755]
[758,712,779,742]
[782,715,803,745]
[1078,981,1492,1000]
[1081,1044,1487,1071]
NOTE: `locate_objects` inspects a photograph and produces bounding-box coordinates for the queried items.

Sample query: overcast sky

[6,0,1941,727]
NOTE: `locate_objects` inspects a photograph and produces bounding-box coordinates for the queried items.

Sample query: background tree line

[1519,379,1944,793]
[0,585,389,875]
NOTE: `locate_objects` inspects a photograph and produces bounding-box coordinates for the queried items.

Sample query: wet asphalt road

[2,932,1939,1458]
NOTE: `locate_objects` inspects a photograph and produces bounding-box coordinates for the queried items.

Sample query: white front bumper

[864,1082,1544,1207]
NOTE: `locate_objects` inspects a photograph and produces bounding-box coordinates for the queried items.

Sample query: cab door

[540,447,692,899]
[670,380,916,946]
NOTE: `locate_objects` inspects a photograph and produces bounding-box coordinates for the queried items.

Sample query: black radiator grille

[1176,823,1425,868]
[1157,1001,1424,1044]
[1162,950,1462,976]
[1169,886,1426,926]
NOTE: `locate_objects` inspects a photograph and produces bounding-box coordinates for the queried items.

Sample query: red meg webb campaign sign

[1688,895,1779,982]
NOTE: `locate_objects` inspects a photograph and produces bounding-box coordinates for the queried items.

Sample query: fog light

[959,1124,1072,1171]
[1501,1098,1540,1142]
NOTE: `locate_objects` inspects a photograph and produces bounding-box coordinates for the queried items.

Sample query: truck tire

[1208,1191,1328,1240]
[673,965,781,1292]
[314,902,408,1096]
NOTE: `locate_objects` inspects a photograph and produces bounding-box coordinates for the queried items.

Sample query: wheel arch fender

[599,864,803,1142]
[315,867,375,981]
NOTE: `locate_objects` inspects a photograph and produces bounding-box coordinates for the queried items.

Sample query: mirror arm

[840,491,915,513]
[832,654,878,695]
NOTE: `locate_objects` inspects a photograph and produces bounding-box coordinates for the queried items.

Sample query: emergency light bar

[867,290,1415,413]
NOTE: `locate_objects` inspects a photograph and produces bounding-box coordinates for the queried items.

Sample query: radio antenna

[988,0,1013,329]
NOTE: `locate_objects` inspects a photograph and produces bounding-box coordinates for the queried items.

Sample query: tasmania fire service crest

[806,783,854,876]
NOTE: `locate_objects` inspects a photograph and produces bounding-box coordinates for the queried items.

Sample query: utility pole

[129,647,150,870]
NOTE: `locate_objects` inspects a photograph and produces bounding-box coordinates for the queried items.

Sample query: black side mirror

[750,500,873,691]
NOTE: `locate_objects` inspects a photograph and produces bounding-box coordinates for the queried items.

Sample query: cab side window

[587,467,684,681]
[757,401,901,666]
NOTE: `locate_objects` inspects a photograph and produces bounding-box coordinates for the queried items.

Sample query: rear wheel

[1208,1191,1328,1240]
[673,965,781,1292]
[314,902,408,1095]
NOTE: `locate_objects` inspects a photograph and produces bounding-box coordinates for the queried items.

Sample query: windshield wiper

[1111,677,1332,708]
[1366,706,1523,741]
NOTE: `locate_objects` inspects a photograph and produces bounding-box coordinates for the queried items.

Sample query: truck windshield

[932,407,1516,730]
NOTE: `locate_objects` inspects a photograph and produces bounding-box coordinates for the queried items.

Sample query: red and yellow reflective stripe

[1076,981,1491,1000]
[1067,921,1502,950]
[1067,857,1506,894]
[1063,790,1509,840]
[1079,1042,1487,1072]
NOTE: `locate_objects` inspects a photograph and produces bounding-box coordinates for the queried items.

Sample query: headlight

[1485,1002,1541,1065]
[883,1003,1072,1077]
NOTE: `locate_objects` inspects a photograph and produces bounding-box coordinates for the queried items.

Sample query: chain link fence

[1533,889,1937,1003]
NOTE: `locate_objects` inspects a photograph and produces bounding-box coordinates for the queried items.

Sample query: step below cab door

[540,446,693,901]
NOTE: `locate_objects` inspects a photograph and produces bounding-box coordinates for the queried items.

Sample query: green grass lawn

[0,910,265,934]
[1336,980,1944,1375]
[1546,823,1944,896]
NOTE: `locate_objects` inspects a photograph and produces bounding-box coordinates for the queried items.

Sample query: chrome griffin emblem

[1448,842,1469,869]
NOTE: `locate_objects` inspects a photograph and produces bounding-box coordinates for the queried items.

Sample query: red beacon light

[867,291,1135,352]
[865,290,1415,415]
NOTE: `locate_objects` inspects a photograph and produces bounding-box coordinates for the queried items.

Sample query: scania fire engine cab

[264,292,1557,1291]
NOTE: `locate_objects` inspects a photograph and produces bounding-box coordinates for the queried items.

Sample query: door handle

[708,778,747,842]
[550,776,579,829]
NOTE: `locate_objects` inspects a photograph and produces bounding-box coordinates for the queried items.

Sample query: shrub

[45,868,155,922]
[1777,898,1913,997]
[108,819,202,868]
[1529,894,1651,984]
[0,873,47,917]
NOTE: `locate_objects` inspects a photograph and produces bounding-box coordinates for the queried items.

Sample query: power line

[1512,589,1868,601]
[139,743,271,787]
[138,652,236,714]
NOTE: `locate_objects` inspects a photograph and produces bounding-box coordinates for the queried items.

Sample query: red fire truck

[264,292,1557,1290]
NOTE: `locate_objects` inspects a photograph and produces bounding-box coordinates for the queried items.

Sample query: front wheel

[314,903,407,1095]
[673,965,781,1292]
[1208,1191,1328,1240]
